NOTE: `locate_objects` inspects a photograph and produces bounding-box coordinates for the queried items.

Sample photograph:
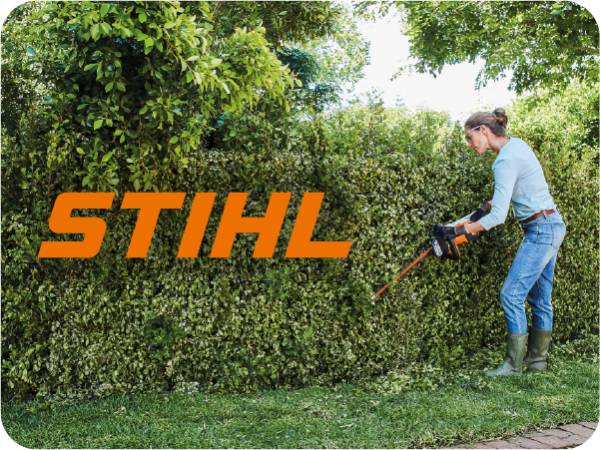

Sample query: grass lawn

[2,357,598,449]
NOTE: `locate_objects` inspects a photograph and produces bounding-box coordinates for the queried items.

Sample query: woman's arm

[464,221,485,234]
[478,158,517,230]
[465,200,492,234]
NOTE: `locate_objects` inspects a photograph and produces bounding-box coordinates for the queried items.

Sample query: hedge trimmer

[371,209,483,300]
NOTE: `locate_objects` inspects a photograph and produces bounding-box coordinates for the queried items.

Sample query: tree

[2,1,367,187]
[508,80,599,157]
[204,2,371,154]
[356,1,599,94]
[5,1,298,191]
[1,2,49,132]
[299,4,370,95]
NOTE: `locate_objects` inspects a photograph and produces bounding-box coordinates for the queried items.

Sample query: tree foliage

[204,0,342,49]
[2,1,367,190]
[356,1,599,93]
[299,4,370,91]
[1,2,49,132]
[3,1,302,191]
[207,2,371,155]
[507,81,599,157]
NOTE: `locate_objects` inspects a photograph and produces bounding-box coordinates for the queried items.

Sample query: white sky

[342,15,517,123]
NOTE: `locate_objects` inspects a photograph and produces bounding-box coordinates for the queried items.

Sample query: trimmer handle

[432,220,479,259]
[452,220,480,245]
[447,237,461,260]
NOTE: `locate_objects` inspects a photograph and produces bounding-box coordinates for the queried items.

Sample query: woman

[434,108,566,376]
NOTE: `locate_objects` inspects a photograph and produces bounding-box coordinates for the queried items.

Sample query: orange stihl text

[37,192,352,259]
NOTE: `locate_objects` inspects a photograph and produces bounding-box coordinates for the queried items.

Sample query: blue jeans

[500,211,566,334]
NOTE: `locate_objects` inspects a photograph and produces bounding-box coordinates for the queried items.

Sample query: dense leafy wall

[2,110,598,400]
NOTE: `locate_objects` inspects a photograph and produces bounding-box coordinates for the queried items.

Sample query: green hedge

[2,114,598,401]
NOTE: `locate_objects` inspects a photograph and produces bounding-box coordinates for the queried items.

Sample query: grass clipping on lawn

[358,330,599,395]
[2,332,598,449]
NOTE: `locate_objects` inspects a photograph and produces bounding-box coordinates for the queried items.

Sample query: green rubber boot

[523,327,552,371]
[483,333,528,376]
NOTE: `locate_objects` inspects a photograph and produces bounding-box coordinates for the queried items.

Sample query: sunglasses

[465,125,482,143]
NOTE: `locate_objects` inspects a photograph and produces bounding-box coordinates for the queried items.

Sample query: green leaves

[383,1,599,93]
[120,26,132,38]
[90,23,100,40]
[2,0,598,402]
[145,37,154,47]
[100,23,111,36]
[4,137,597,400]
[9,0,300,196]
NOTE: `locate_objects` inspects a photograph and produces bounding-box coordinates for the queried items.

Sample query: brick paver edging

[444,422,598,449]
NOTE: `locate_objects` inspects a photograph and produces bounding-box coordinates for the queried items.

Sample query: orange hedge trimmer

[371,210,480,299]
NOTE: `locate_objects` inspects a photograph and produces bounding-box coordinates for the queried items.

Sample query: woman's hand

[433,224,469,240]
[464,221,485,234]
[434,221,484,240]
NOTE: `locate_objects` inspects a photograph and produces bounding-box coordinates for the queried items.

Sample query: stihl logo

[38,192,352,259]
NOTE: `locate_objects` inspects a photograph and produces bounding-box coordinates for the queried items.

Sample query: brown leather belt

[521,209,557,224]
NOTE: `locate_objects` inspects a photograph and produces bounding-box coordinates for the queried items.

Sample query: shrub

[2,104,597,402]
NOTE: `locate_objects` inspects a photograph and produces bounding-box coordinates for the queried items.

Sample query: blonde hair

[464,108,508,137]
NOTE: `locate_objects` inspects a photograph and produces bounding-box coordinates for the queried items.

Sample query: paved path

[445,422,597,449]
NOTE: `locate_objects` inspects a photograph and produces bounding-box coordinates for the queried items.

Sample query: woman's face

[464,125,488,155]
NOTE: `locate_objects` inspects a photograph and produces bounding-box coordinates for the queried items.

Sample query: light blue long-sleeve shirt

[478,137,556,230]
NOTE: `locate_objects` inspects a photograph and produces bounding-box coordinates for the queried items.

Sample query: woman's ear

[480,125,491,142]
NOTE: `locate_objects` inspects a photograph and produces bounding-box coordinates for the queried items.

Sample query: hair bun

[492,108,508,128]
